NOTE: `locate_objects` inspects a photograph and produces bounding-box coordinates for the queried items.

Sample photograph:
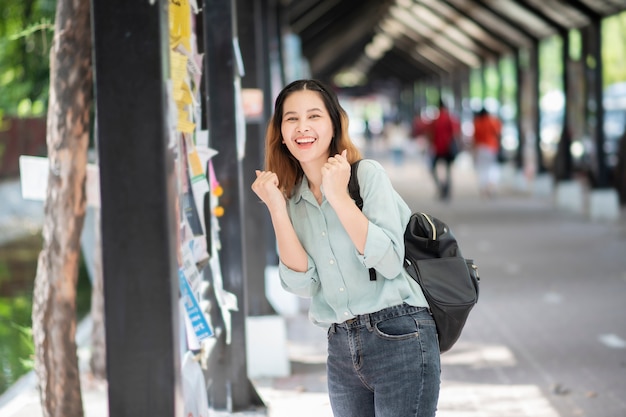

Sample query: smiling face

[280,89,333,166]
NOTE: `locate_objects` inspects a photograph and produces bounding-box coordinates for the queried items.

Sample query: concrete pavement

[1,151,625,416]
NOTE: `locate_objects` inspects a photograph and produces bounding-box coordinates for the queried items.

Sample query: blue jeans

[327,304,440,417]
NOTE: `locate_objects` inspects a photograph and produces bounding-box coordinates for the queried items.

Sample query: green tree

[0,0,55,117]
[603,11,626,87]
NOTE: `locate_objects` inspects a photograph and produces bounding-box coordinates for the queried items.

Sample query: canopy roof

[282,0,626,86]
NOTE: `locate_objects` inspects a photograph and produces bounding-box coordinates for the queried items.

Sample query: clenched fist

[251,170,286,212]
[321,149,350,206]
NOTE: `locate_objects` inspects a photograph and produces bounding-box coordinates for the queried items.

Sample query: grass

[0,232,92,395]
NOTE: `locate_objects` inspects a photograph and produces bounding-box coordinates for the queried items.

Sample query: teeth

[296,138,315,144]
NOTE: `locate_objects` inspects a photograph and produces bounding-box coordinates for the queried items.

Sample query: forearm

[269,209,308,272]
[330,194,369,254]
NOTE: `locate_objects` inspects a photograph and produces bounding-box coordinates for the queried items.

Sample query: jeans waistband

[331,303,426,332]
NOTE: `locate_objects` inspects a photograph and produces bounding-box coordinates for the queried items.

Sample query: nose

[296,120,309,132]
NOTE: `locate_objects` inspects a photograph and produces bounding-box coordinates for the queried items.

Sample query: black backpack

[349,160,480,353]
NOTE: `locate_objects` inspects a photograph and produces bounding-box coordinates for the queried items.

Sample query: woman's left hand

[321,149,351,205]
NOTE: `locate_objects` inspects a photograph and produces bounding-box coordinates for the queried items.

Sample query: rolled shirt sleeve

[278,254,320,297]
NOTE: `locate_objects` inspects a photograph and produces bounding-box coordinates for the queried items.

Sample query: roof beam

[566,0,603,19]
[280,0,626,86]
[288,0,343,34]
[407,2,499,61]
[436,0,532,50]
[457,0,539,41]
[389,4,481,67]
[475,0,559,38]
[419,0,512,56]
[514,0,570,32]
[392,36,451,75]
[303,1,391,76]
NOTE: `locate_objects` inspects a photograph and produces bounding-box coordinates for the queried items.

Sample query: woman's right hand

[251,170,286,211]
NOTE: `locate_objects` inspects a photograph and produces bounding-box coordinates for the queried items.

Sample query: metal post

[202,0,264,411]
[91,0,183,416]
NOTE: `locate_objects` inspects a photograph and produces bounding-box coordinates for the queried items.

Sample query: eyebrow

[283,108,324,116]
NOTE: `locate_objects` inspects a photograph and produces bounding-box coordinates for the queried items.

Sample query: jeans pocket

[373,314,420,341]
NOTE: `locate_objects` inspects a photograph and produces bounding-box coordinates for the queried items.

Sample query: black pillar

[587,18,609,188]
[451,70,464,116]
[238,0,275,316]
[555,29,573,181]
[202,0,264,411]
[263,0,282,268]
[91,0,183,415]
[515,49,524,170]
[531,40,547,174]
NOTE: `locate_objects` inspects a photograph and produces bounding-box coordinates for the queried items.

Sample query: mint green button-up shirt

[278,159,429,327]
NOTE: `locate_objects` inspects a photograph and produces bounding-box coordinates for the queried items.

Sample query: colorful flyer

[179,269,213,341]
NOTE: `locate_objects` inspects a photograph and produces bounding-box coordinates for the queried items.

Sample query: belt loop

[365,313,373,331]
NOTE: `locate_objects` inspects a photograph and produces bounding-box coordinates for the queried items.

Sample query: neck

[301,160,323,185]
[301,161,324,202]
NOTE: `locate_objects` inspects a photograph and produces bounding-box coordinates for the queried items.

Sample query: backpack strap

[348,160,377,281]
[348,160,363,209]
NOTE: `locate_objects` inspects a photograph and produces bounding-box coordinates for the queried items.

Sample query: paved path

[2,152,626,416]
[257,153,626,417]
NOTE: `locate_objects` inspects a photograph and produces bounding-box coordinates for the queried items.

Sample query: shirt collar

[292,176,317,205]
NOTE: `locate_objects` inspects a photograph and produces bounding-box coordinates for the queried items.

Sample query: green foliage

[467,10,626,108]
[469,67,483,99]
[499,56,517,103]
[569,30,582,61]
[0,233,40,395]
[539,35,564,97]
[603,11,626,86]
[0,296,35,394]
[0,231,93,395]
[538,11,626,94]
[0,0,56,117]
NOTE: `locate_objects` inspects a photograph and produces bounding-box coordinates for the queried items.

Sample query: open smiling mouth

[295,137,316,145]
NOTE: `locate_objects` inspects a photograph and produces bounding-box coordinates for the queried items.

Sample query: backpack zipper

[420,212,436,240]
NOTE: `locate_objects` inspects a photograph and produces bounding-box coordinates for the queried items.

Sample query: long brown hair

[265,79,362,197]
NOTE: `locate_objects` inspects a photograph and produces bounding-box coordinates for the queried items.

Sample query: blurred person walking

[472,108,502,197]
[429,100,460,201]
[383,116,409,166]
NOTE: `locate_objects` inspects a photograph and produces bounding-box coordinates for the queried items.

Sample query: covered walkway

[281,0,626,189]
[23,0,626,416]
[3,152,626,416]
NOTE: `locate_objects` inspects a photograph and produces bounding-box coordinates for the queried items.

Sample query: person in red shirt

[429,100,460,200]
[472,108,502,197]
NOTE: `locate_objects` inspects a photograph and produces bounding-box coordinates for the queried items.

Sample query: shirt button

[329,259,335,265]
[343,312,349,316]
[321,231,326,236]
[339,287,344,292]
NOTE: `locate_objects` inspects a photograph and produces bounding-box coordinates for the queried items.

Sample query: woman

[251,79,440,417]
